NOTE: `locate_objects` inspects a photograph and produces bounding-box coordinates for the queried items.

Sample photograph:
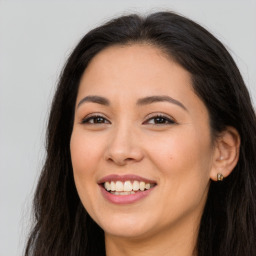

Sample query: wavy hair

[25,12,256,256]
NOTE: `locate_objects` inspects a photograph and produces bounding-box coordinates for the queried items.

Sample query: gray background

[0,0,255,255]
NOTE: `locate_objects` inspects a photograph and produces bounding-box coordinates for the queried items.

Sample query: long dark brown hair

[25,12,256,256]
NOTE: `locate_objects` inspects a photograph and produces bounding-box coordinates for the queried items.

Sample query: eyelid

[80,113,111,124]
[143,113,176,125]
[79,112,176,125]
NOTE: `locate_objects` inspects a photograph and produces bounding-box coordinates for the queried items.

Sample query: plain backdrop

[0,1,255,255]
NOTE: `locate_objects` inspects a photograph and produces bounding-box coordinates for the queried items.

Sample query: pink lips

[98,174,157,205]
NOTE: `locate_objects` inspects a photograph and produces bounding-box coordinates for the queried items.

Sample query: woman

[25,12,256,256]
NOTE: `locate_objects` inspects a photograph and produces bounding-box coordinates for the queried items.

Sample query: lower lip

[100,186,156,204]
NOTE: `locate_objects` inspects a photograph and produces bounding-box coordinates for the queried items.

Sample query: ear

[210,126,240,181]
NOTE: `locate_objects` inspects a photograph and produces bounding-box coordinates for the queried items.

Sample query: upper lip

[97,174,157,184]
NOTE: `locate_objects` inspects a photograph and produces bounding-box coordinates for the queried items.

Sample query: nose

[104,123,144,166]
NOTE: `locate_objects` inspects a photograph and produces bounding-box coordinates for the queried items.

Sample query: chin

[95,212,155,238]
[104,225,153,240]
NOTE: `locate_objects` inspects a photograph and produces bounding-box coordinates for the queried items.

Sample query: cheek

[70,130,102,202]
[145,129,212,220]
[146,128,213,183]
[70,130,102,174]
[70,130,108,223]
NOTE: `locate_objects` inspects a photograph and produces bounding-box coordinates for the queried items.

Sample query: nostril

[125,157,135,162]
[106,157,131,166]
[104,138,144,165]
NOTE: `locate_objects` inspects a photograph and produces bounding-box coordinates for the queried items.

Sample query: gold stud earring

[217,173,224,181]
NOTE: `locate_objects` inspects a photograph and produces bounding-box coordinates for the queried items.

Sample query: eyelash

[81,115,110,124]
[81,114,176,125]
[143,114,176,125]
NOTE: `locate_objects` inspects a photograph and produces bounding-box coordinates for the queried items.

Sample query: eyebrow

[77,95,110,108]
[77,95,187,111]
[136,95,187,111]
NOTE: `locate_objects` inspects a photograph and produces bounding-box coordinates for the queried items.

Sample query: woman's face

[70,44,216,240]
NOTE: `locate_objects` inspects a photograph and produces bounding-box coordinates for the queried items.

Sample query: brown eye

[144,115,176,125]
[82,115,110,124]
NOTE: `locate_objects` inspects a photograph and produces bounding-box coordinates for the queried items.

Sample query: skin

[70,44,239,256]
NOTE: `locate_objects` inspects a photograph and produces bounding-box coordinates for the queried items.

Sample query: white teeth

[110,191,136,195]
[139,181,145,191]
[110,181,116,191]
[133,181,140,191]
[145,183,150,190]
[104,180,154,193]
[124,181,132,192]
[116,181,123,191]
[104,181,111,191]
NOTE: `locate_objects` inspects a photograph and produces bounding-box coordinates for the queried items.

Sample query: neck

[105,215,199,256]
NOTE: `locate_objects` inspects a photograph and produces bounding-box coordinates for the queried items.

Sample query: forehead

[78,44,194,98]
[85,43,176,75]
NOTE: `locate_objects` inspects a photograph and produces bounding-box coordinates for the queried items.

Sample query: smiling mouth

[102,180,156,195]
